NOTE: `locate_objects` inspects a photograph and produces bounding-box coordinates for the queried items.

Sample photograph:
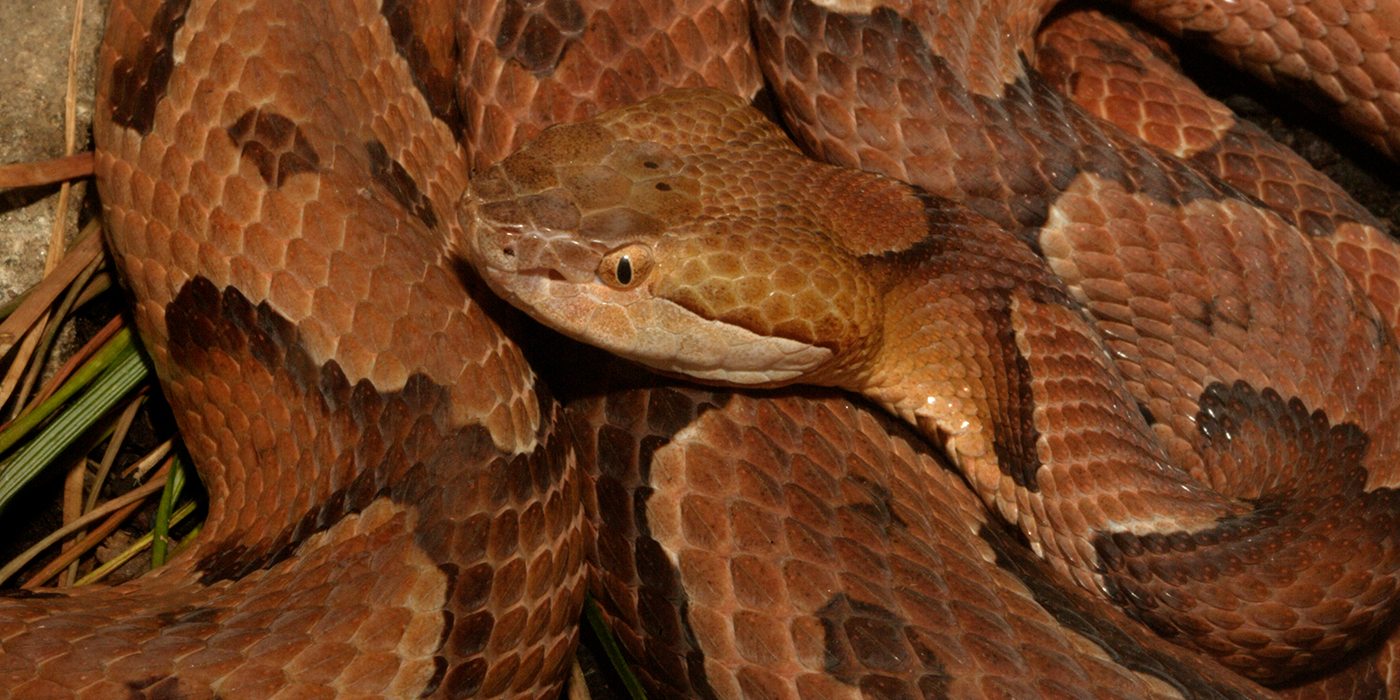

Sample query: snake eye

[598,244,653,290]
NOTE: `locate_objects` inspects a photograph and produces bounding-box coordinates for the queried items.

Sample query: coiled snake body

[3,0,1400,697]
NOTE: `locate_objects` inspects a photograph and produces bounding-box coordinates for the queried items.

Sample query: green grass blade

[151,455,187,567]
[73,499,198,586]
[0,326,140,457]
[584,596,649,700]
[0,329,150,513]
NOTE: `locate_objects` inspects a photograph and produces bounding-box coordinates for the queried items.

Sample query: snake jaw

[473,243,835,385]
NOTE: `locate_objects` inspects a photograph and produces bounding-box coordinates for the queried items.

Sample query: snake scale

[2,0,1400,697]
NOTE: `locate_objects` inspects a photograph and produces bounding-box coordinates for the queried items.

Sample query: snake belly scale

[1,0,1400,697]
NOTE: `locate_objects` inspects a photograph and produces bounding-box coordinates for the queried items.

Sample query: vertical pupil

[616,256,633,285]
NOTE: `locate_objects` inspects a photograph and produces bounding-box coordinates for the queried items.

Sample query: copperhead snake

[2,0,1400,697]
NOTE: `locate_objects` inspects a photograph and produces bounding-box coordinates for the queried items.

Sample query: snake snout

[472,224,581,280]
[465,207,602,287]
[463,161,609,287]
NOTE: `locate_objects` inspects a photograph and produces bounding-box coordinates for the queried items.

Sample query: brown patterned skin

[456,0,765,169]
[740,1,1400,687]
[4,0,1399,697]
[5,0,586,697]
[1114,0,1400,160]
[1034,8,1400,329]
[566,361,1283,699]
[461,88,1400,685]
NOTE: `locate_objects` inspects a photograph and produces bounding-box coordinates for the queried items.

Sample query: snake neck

[835,194,1242,577]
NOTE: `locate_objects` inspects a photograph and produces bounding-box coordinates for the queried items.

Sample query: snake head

[458,91,883,387]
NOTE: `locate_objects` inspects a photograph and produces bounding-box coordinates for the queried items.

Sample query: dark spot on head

[108,0,193,135]
[226,108,320,188]
[654,181,672,191]
[365,140,440,230]
[643,161,659,169]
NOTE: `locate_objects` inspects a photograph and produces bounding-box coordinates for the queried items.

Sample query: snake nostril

[502,246,515,257]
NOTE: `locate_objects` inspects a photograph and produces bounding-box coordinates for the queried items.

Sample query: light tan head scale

[458,89,884,387]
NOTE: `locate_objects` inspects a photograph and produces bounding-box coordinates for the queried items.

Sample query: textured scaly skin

[3,0,1399,695]
[462,88,1400,684]
[5,0,585,697]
